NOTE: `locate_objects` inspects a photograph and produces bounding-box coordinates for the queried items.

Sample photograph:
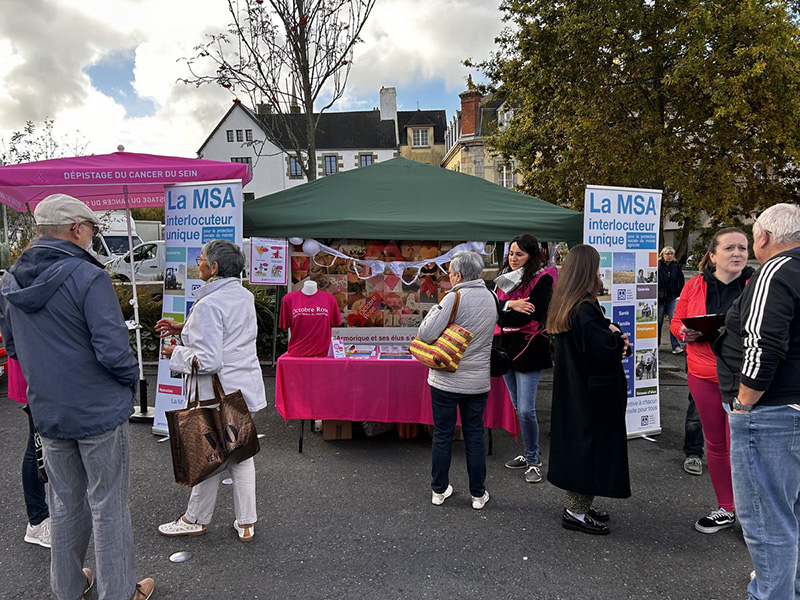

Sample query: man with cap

[0,194,154,600]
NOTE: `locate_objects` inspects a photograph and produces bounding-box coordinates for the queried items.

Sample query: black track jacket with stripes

[715,246,800,405]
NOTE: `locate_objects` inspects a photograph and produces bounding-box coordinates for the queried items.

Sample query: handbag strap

[491,291,505,342]
[211,374,226,401]
[447,291,461,326]
[187,363,200,409]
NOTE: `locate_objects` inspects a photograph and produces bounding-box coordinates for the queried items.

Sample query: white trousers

[185,457,257,525]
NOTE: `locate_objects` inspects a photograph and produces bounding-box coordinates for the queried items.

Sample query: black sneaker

[695,508,735,533]
[504,455,528,469]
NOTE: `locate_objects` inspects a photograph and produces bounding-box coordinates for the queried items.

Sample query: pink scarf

[494,267,557,358]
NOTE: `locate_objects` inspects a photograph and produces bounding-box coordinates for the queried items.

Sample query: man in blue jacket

[716,203,800,600]
[0,194,154,600]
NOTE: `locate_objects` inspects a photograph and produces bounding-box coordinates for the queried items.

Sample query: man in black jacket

[715,203,800,600]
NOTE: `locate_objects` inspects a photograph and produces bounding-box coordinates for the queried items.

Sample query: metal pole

[271,284,283,366]
[2,204,7,245]
[125,185,153,421]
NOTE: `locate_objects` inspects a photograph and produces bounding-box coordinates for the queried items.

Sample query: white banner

[331,327,417,345]
[152,180,244,435]
[584,184,663,438]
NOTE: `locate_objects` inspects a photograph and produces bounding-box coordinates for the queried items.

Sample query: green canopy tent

[244,157,582,246]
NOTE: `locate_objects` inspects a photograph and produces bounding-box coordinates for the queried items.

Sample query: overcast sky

[0,0,505,159]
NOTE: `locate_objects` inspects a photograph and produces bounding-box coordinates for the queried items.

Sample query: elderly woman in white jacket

[156,240,266,543]
[417,251,497,510]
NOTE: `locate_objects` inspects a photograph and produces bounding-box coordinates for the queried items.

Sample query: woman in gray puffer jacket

[417,251,498,510]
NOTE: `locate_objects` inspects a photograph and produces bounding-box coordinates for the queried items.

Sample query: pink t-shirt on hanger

[279,290,342,357]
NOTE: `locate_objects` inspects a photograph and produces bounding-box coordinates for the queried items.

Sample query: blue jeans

[42,422,137,600]
[683,392,704,458]
[22,405,49,525]
[430,386,488,498]
[503,369,542,464]
[727,404,800,600]
[657,297,681,350]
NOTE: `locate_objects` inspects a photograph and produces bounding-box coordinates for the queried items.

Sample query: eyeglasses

[71,221,100,236]
[195,256,206,266]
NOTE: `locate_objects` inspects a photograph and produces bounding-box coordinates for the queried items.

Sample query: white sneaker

[431,484,453,506]
[24,517,51,548]
[471,491,490,510]
[158,514,206,537]
[233,520,254,542]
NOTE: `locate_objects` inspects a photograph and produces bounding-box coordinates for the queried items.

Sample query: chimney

[290,104,301,114]
[256,102,271,115]
[379,86,399,146]
[459,87,482,137]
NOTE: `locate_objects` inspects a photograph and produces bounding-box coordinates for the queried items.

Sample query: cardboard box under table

[275,356,519,452]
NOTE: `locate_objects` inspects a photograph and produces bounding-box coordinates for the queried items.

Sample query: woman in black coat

[546,245,631,535]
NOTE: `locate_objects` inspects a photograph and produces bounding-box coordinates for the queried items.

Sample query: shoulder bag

[409,291,474,372]
[491,293,511,378]
[166,366,260,487]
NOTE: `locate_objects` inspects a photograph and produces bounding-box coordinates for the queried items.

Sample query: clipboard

[681,314,726,342]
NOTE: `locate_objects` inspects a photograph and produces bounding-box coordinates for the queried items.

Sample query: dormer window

[411,128,430,148]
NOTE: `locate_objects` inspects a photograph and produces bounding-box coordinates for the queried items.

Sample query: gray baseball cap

[34,194,100,226]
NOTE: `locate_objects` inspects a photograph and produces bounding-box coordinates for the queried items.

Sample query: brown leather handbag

[166,368,260,487]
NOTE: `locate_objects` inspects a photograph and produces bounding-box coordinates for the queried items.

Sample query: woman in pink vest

[495,234,556,484]
[671,227,752,534]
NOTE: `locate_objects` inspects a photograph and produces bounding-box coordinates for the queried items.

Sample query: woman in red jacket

[670,227,752,534]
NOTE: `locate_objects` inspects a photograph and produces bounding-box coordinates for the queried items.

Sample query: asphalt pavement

[0,346,752,600]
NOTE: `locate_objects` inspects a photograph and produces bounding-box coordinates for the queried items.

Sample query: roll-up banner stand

[583,185,663,438]
[152,180,244,435]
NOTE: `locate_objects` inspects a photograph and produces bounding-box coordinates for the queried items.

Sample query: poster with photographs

[289,240,466,332]
[584,184,662,437]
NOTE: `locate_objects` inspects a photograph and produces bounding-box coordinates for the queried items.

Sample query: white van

[92,211,142,264]
[107,239,251,282]
[107,240,164,282]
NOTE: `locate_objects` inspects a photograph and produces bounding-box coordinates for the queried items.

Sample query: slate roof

[251,106,446,150]
[477,98,503,138]
[198,102,448,154]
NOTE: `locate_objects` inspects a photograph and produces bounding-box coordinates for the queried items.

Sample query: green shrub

[113,281,287,361]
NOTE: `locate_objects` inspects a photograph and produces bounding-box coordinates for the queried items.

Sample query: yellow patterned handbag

[409,291,474,372]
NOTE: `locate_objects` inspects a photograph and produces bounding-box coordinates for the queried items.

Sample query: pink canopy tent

[0,151,251,211]
[0,151,253,419]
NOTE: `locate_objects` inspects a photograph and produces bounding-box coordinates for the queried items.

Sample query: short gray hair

[449,251,484,281]
[203,240,245,277]
[37,224,72,238]
[754,203,800,246]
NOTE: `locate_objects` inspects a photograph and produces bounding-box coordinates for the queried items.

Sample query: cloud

[0,0,505,159]
[0,0,133,127]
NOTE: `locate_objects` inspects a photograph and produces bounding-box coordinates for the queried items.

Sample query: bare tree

[184,0,376,181]
[0,119,88,254]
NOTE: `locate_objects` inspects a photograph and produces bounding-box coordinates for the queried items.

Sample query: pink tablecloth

[275,356,519,436]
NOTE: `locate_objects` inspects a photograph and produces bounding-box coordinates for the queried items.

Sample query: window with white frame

[236,130,244,142]
[245,129,253,142]
[498,108,514,130]
[495,161,514,188]
[226,130,234,142]
[289,156,303,178]
[324,155,338,175]
[411,128,429,148]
